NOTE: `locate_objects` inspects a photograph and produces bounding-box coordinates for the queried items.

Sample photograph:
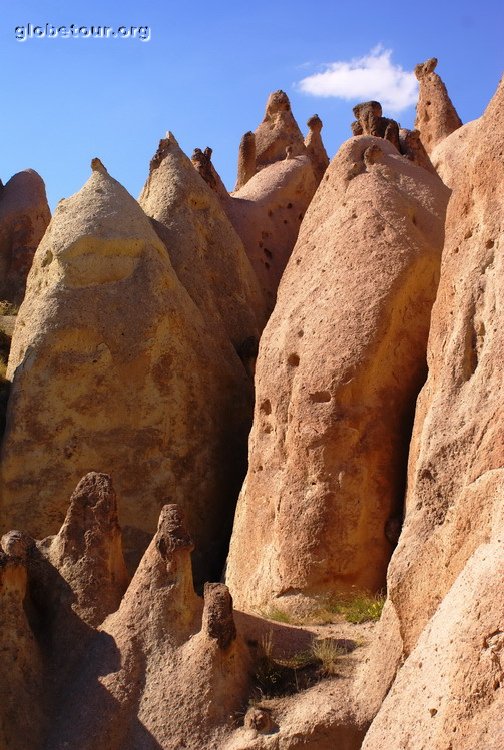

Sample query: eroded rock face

[37,472,129,629]
[226,155,318,314]
[362,541,504,750]
[414,57,462,155]
[429,118,480,187]
[0,549,45,750]
[304,115,330,182]
[381,75,504,652]
[44,503,250,750]
[0,482,250,750]
[399,128,437,175]
[139,132,267,343]
[357,76,504,747]
[254,90,307,168]
[226,135,450,612]
[235,131,257,191]
[1,161,253,581]
[352,101,400,152]
[195,91,321,315]
[0,169,51,304]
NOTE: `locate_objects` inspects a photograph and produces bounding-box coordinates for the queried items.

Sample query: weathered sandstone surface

[254,90,307,168]
[226,155,318,315]
[46,503,250,750]
[1,476,250,750]
[429,118,480,187]
[362,541,504,750]
[0,169,50,303]
[415,57,462,154]
[214,92,322,313]
[0,161,252,580]
[139,132,267,341]
[226,135,450,612]
[304,114,330,182]
[357,75,504,747]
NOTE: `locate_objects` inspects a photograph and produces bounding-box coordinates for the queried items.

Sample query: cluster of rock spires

[0,59,502,749]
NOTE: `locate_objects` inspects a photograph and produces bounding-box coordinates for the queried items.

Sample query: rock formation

[254,90,307,168]
[415,57,462,154]
[226,153,318,314]
[1,478,251,750]
[429,118,480,187]
[0,544,45,750]
[362,543,504,750]
[399,128,437,174]
[235,131,257,191]
[0,169,51,304]
[209,92,322,313]
[226,135,450,612]
[139,132,267,342]
[357,75,504,748]
[42,502,250,750]
[0,57,501,750]
[352,101,400,151]
[1,160,253,581]
[350,101,438,176]
[304,114,330,181]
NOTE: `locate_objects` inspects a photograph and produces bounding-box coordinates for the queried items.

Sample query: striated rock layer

[359,76,504,748]
[226,135,450,612]
[414,57,462,155]
[0,161,253,580]
[0,169,51,304]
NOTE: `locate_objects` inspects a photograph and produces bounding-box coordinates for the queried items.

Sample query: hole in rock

[260,399,272,415]
[309,391,331,403]
[287,353,300,367]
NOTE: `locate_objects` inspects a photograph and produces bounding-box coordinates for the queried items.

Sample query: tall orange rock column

[226,135,449,612]
[356,77,504,750]
[0,169,50,304]
[414,57,462,154]
[0,159,253,582]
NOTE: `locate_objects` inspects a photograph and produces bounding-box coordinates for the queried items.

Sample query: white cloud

[297,46,418,113]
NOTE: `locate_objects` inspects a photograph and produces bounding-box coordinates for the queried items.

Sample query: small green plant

[310,638,345,676]
[328,591,386,624]
[261,606,294,624]
[252,631,317,698]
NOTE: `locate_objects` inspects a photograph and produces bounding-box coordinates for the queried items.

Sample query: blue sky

[1,0,502,210]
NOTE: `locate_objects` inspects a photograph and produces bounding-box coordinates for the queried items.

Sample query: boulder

[0,169,50,304]
[226,135,450,612]
[0,160,252,581]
